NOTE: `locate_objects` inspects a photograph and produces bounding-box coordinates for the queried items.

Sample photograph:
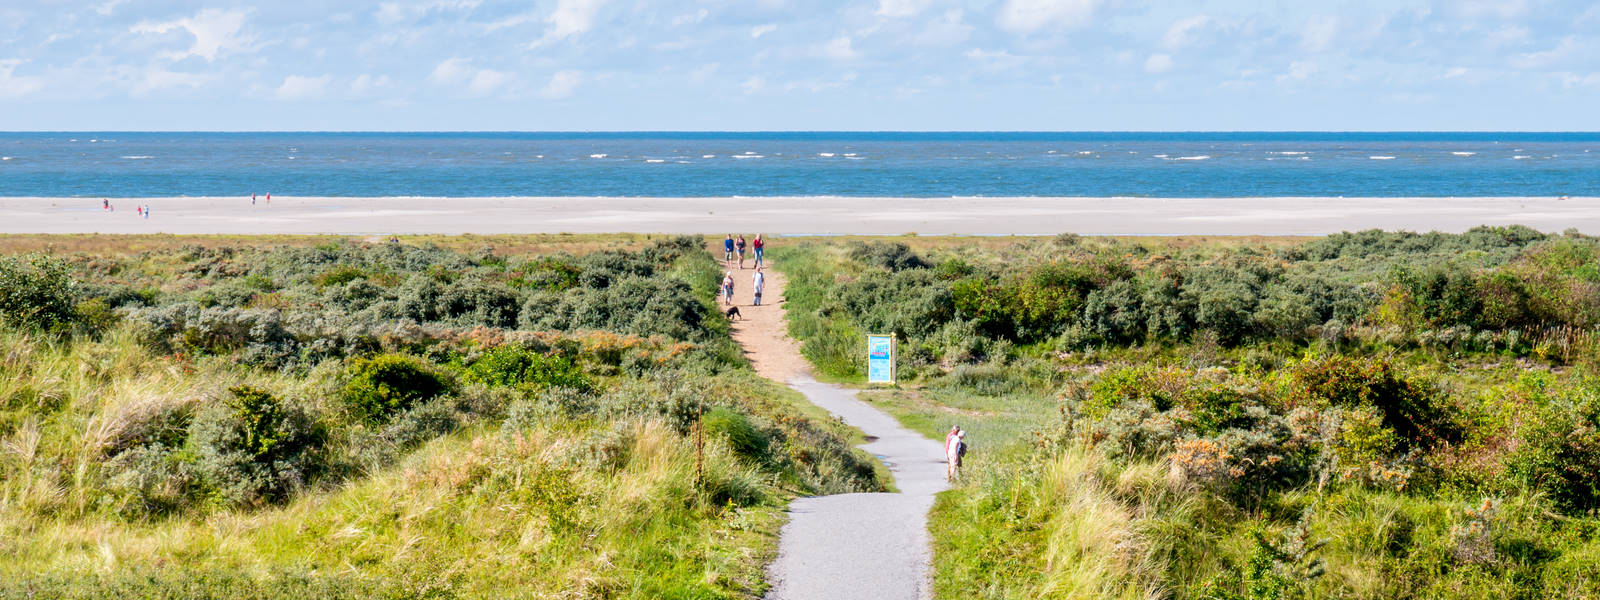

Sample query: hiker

[102,198,109,211]
[252,193,257,205]
[721,271,735,305]
[752,269,765,306]
[136,205,142,217]
[143,205,150,219]
[945,425,967,481]
[752,234,765,268]
[736,234,748,269]
[723,234,736,263]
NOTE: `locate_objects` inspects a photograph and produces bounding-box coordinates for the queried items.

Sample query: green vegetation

[780,230,1600,599]
[0,236,880,598]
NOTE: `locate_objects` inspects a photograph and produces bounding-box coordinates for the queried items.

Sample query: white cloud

[274,74,330,100]
[0,59,44,99]
[375,0,480,25]
[750,24,777,39]
[539,70,582,99]
[1279,60,1317,83]
[1300,15,1338,52]
[1443,67,1468,78]
[908,10,972,46]
[815,36,860,60]
[1162,15,1210,48]
[95,0,128,17]
[1454,0,1530,19]
[688,63,719,83]
[996,0,1100,34]
[126,66,212,96]
[469,69,512,96]
[964,48,1026,70]
[350,74,392,94]
[541,0,607,43]
[130,8,251,62]
[741,76,765,94]
[671,8,708,26]
[429,58,473,86]
[1144,53,1172,74]
[877,0,931,18]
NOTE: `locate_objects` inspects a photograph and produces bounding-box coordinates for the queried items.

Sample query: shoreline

[2,196,1595,236]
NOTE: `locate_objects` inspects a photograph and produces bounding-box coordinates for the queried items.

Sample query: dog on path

[725,306,742,320]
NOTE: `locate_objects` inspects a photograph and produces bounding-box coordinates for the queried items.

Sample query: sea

[1,132,1597,198]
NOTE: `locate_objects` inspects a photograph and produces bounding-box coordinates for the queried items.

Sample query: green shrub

[703,407,768,459]
[1506,390,1600,514]
[461,345,590,391]
[341,355,451,423]
[0,253,78,329]
[1286,355,1456,451]
[190,385,323,507]
[847,241,930,271]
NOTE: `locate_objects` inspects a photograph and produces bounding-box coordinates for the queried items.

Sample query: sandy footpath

[2,196,1596,235]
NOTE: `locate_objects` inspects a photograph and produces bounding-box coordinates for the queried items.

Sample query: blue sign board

[867,334,895,384]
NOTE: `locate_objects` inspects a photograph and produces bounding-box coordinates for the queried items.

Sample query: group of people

[722,233,764,270]
[101,198,150,219]
[720,234,767,307]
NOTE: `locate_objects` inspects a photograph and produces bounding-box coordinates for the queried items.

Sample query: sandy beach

[2,196,1595,236]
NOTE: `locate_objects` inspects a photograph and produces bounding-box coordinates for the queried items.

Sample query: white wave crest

[1270,151,1307,155]
[1175,155,1209,161]
[1153,154,1169,158]
[1077,151,1094,155]
[645,159,665,163]
[818,153,835,157]
[1514,155,1532,159]
[843,153,857,157]
[589,153,608,158]
[702,154,716,158]
[1451,152,1476,156]
[1369,156,1396,160]
[732,154,764,159]
[121,155,153,159]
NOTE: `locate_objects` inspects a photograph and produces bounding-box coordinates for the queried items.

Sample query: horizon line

[5,129,1600,135]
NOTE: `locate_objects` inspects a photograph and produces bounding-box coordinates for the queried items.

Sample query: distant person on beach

[252,193,257,205]
[723,235,735,262]
[135,206,142,217]
[143,205,149,219]
[736,234,748,269]
[945,425,966,481]
[102,199,109,211]
[721,272,735,305]
[266,193,271,203]
[752,269,765,306]
[752,234,765,268]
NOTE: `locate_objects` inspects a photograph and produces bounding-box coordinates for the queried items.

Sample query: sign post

[866,334,895,385]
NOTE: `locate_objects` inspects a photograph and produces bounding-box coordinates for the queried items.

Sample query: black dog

[725,306,742,320]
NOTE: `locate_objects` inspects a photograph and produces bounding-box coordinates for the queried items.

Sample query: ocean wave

[1077,151,1094,155]
[846,156,864,160]
[1514,155,1532,160]
[818,152,835,157]
[732,154,764,159]
[645,159,665,163]
[1,157,11,161]
[589,153,608,158]
[1153,154,1169,158]
[843,153,857,157]
[702,154,715,158]
[1369,156,1396,160]
[1175,155,1209,161]
[121,155,153,159]
[1270,151,1308,155]
[1046,150,1057,154]
[1451,152,1476,156]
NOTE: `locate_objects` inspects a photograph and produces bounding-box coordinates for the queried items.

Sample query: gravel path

[717,248,949,600]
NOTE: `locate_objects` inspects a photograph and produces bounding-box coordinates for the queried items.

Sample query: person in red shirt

[752,234,765,268]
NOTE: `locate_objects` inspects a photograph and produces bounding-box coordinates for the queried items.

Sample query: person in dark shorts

[723,234,736,262]
[736,234,748,269]
[752,234,765,268]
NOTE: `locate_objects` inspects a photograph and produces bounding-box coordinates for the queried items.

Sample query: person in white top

[721,272,735,305]
[752,269,765,306]
[945,425,966,481]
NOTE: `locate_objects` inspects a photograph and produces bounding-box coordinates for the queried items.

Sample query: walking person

[752,269,765,306]
[721,271,735,305]
[752,234,765,269]
[723,234,736,264]
[102,198,109,211]
[142,205,149,219]
[252,193,257,205]
[735,234,748,269]
[945,425,967,482]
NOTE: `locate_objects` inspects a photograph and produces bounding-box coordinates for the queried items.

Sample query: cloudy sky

[2,0,1598,130]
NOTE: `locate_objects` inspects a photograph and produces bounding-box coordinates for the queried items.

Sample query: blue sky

[1,0,1598,130]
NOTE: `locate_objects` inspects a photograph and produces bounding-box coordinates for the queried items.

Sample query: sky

[1,0,1598,131]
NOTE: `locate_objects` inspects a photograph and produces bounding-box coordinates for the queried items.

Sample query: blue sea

[1,132,1597,198]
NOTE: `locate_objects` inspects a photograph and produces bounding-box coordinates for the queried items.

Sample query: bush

[0,254,78,329]
[1506,391,1600,514]
[190,385,322,506]
[461,345,590,391]
[703,407,768,459]
[341,354,451,423]
[1285,356,1455,451]
[848,241,930,272]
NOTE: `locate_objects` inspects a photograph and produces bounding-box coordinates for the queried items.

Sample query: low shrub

[341,354,451,423]
[460,345,590,391]
[703,406,768,459]
[0,253,78,329]
[190,385,323,507]
[1506,390,1600,514]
